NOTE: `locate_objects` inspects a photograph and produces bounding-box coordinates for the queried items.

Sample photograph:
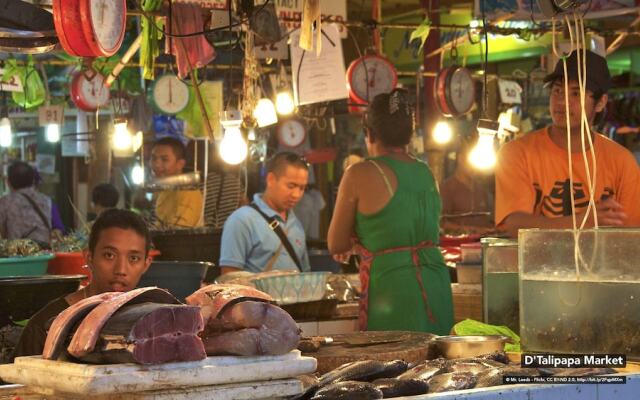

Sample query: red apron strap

[354,240,437,330]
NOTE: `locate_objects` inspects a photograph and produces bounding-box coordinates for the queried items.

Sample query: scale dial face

[152,74,191,115]
[446,67,475,116]
[71,71,111,111]
[347,55,398,104]
[89,0,126,55]
[277,119,307,148]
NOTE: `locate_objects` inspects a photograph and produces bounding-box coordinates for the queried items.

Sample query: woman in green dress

[328,89,454,335]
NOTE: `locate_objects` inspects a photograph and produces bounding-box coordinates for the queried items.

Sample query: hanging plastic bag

[2,56,45,110]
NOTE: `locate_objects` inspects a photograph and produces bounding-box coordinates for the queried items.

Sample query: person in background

[293,185,326,241]
[495,50,640,237]
[440,138,494,233]
[0,161,61,245]
[328,89,454,335]
[33,168,65,240]
[219,152,310,274]
[89,183,120,221]
[11,209,152,359]
[150,137,203,228]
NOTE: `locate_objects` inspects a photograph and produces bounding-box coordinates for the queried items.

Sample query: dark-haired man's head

[84,209,151,294]
[544,50,610,133]
[91,183,120,214]
[7,161,35,190]
[151,137,186,178]
[264,152,309,213]
[364,89,414,149]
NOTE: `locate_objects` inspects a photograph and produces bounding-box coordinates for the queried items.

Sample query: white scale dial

[349,57,397,103]
[152,74,190,115]
[447,68,475,116]
[90,0,126,53]
[278,119,306,148]
[79,72,110,110]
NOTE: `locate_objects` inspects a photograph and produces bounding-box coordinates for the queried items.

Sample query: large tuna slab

[77,302,206,364]
[68,287,179,358]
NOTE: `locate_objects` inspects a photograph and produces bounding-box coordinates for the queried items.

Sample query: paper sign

[0,69,23,92]
[290,23,348,106]
[35,154,56,175]
[38,105,64,127]
[254,40,289,60]
[498,79,522,105]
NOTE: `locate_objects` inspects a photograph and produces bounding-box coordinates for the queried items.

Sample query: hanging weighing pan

[250,2,281,44]
[0,0,54,31]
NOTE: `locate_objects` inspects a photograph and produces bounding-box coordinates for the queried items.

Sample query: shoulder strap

[368,160,394,197]
[18,193,51,231]
[249,203,303,272]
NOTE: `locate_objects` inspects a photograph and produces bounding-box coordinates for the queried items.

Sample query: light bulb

[468,120,499,171]
[219,126,248,165]
[253,98,278,127]
[248,128,256,141]
[0,117,12,148]
[131,164,144,185]
[432,121,453,144]
[275,91,295,115]
[112,120,132,151]
[132,130,143,152]
[46,123,60,143]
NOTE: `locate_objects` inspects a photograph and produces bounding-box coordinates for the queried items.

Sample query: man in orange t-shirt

[496,50,640,237]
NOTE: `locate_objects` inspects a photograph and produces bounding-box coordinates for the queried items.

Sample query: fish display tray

[0,350,316,396]
[2,379,303,400]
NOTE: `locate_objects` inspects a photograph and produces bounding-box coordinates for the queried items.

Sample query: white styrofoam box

[24,379,303,400]
[0,351,316,396]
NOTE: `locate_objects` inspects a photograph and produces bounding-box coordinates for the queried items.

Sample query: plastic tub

[0,254,55,277]
[253,272,330,305]
[137,260,212,302]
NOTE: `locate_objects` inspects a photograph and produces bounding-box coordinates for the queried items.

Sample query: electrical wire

[480,0,489,117]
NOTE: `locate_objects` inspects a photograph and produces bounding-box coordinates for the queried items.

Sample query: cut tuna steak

[77,302,206,364]
[201,300,300,356]
[68,287,178,358]
[186,284,273,323]
[42,292,121,360]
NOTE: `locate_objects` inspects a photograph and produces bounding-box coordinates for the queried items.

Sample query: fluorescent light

[0,118,12,147]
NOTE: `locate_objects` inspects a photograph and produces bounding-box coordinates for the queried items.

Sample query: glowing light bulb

[253,98,278,127]
[131,164,144,185]
[219,126,248,165]
[112,120,132,151]
[46,123,60,143]
[432,121,453,145]
[468,119,499,171]
[248,128,256,141]
[0,117,12,147]
[275,91,295,115]
[132,130,143,152]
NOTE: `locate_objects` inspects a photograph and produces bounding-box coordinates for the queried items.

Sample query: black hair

[266,151,309,176]
[7,161,35,190]
[88,209,151,256]
[92,183,120,208]
[364,89,414,147]
[152,137,186,160]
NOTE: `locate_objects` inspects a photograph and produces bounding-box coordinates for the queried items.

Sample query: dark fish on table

[310,381,383,400]
[447,361,494,375]
[552,367,616,377]
[475,368,505,388]
[372,378,429,397]
[427,372,477,393]
[397,358,448,381]
[500,365,546,377]
[319,360,409,385]
[446,358,506,369]
[477,351,510,364]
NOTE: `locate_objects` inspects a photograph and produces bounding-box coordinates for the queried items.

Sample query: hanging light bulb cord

[480,0,489,119]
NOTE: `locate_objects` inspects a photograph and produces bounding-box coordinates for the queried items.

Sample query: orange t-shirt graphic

[495,128,640,227]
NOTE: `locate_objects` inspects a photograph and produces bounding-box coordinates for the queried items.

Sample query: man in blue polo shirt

[219,152,311,273]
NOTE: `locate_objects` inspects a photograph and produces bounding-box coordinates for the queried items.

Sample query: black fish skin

[310,381,383,400]
[477,351,510,364]
[319,360,409,385]
[372,378,429,397]
[427,372,478,393]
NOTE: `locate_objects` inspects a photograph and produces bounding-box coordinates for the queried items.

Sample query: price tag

[498,79,522,104]
[38,105,64,127]
[0,69,23,92]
